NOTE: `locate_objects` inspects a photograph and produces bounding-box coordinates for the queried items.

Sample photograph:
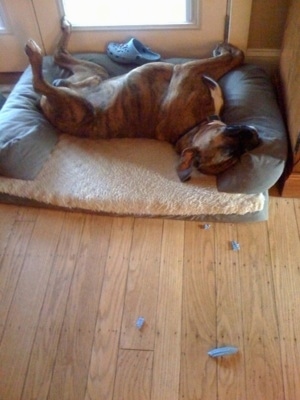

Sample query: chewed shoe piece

[107,38,161,65]
[52,78,68,87]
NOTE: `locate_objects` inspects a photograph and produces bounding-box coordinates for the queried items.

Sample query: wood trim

[0,0,43,72]
[245,48,281,74]
[0,72,21,84]
[227,0,253,51]
[246,49,281,59]
[32,0,230,58]
[280,173,300,198]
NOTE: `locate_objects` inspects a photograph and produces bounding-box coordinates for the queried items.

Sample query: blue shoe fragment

[52,78,67,87]
[136,316,145,330]
[208,346,239,358]
[231,240,240,251]
[107,38,161,65]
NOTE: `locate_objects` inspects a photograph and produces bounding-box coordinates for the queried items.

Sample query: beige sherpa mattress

[0,134,267,222]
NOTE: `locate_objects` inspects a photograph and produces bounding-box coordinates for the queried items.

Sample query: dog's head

[176,121,261,182]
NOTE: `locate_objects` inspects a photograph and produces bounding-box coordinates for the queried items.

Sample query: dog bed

[0,53,287,221]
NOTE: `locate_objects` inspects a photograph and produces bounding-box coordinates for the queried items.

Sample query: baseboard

[280,173,300,198]
[0,72,22,85]
[246,49,281,59]
[245,48,281,75]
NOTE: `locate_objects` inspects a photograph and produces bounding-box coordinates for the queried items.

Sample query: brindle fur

[25,18,260,181]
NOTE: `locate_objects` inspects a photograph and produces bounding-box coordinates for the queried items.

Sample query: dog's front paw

[213,42,242,57]
[25,39,43,60]
[213,43,223,57]
[213,42,233,57]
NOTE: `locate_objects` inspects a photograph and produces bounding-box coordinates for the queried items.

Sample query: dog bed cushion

[0,134,268,222]
[0,53,287,195]
[0,93,6,109]
[218,65,287,193]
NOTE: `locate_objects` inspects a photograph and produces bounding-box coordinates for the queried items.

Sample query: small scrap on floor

[208,346,239,358]
[231,241,240,251]
[136,317,145,330]
[204,224,211,230]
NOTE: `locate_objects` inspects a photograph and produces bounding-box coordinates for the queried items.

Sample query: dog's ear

[177,148,197,182]
[202,75,218,89]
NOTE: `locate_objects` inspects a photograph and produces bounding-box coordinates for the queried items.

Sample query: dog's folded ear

[177,148,197,182]
[202,75,217,89]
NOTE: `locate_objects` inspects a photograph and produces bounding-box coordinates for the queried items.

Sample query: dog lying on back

[25,17,261,181]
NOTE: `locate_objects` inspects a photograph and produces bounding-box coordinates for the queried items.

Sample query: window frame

[57,0,200,31]
[0,1,11,34]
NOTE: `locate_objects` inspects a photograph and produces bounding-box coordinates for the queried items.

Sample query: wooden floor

[0,197,300,400]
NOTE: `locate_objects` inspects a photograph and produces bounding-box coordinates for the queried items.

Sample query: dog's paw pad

[25,39,42,57]
[61,16,72,32]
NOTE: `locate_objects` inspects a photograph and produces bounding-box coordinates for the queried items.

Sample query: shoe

[107,38,161,65]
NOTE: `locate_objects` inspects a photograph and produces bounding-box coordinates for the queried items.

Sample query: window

[0,3,8,33]
[0,14,4,31]
[60,0,196,28]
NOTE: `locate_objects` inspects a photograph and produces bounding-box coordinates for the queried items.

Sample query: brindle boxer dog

[25,17,261,182]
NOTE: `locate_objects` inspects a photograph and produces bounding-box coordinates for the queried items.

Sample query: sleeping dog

[25,17,261,181]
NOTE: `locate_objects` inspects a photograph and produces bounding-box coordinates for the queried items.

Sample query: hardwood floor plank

[0,220,35,338]
[268,198,300,400]
[294,198,300,224]
[120,218,163,351]
[237,221,284,400]
[1,199,300,400]
[0,210,65,400]
[151,220,184,400]
[15,205,40,222]
[214,223,246,400]
[180,221,217,400]
[48,215,114,400]
[0,204,20,254]
[85,217,134,400]
[21,212,86,400]
[112,350,153,400]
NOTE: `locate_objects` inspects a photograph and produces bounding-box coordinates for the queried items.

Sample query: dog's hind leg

[53,16,78,70]
[25,39,51,94]
[175,42,244,85]
[53,17,109,86]
[25,39,94,135]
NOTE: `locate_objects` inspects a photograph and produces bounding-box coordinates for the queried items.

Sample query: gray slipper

[107,38,161,65]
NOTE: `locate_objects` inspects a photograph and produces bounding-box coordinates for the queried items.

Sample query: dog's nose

[225,125,260,140]
[224,125,261,152]
[224,124,256,136]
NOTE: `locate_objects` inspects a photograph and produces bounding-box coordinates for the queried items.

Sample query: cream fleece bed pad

[0,135,265,220]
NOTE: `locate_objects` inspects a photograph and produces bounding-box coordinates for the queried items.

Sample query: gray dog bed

[0,54,288,221]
